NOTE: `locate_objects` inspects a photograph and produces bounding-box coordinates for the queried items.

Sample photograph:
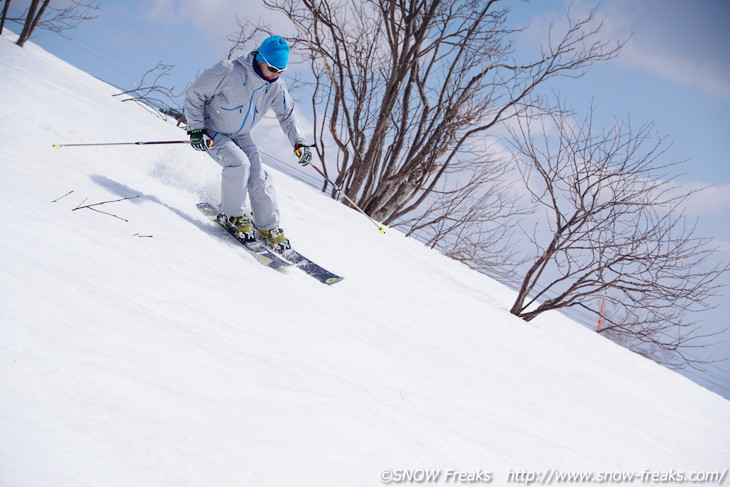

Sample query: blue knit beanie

[256,36,290,70]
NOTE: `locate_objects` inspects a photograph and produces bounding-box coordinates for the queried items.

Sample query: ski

[197,202,344,285]
[197,202,290,271]
[277,248,344,285]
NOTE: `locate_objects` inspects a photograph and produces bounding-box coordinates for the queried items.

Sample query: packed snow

[1,32,728,487]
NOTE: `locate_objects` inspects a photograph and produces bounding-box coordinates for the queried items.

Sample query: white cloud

[518,0,730,98]
[598,0,730,97]
[680,181,730,218]
[146,0,292,53]
[612,29,730,98]
[714,239,730,254]
[146,0,177,22]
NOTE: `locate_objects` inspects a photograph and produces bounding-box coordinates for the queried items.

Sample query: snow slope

[1,33,728,487]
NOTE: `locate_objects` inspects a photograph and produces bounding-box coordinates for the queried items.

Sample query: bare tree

[112,62,186,122]
[226,16,264,60]
[401,143,530,279]
[506,108,728,367]
[14,0,98,47]
[1,0,13,35]
[258,0,621,229]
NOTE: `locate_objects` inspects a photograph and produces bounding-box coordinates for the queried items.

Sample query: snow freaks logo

[380,469,493,484]
[379,468,729,484]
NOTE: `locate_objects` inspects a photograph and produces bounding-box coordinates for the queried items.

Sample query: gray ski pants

[207,132,280,230]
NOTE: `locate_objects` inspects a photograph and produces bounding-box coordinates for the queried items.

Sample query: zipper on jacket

[232,82,267,135]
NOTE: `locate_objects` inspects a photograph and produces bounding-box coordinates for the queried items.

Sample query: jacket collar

[240,52,279,84]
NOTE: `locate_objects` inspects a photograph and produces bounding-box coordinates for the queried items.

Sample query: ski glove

[294,144,313,166]
[189,129,213,151]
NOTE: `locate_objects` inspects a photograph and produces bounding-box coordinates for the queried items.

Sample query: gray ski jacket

[184,52,305,146]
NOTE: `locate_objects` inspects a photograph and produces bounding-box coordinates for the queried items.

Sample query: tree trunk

[1,0,13,35]
[16,0,50,47]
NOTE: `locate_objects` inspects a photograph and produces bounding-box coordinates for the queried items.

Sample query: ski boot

[218,214,256,243]
[257,227,291,253]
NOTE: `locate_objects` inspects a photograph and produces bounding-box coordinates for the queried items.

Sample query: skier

[184,35,312,252]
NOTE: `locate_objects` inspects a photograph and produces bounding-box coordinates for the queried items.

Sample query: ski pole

[308,162,386,234]
[53,140,190,149]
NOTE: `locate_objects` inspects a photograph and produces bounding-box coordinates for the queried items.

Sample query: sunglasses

[255,51,287,74]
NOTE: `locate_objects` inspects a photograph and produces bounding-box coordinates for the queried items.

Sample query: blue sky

[4,0,730,392]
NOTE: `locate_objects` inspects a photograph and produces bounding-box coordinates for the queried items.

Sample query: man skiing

[184,35,312,252]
